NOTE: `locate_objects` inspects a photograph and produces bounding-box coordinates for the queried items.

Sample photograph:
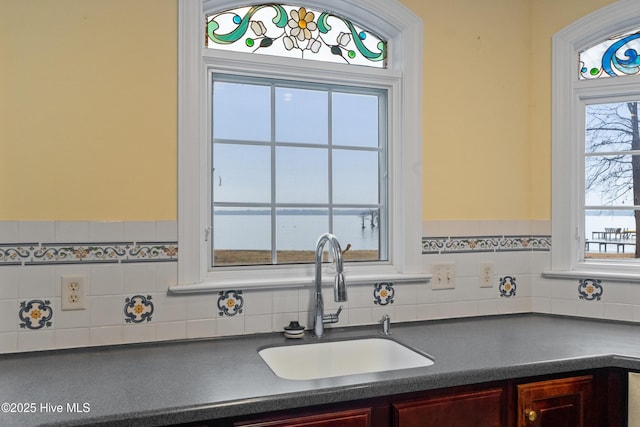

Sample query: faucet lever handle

[323,305,343,324]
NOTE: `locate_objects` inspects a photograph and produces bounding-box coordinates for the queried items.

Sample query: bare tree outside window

[585,101,640,258]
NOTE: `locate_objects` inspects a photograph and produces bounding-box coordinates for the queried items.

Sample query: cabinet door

[392,387,504,427]
[516,375,592,427]
[234,408,371,427]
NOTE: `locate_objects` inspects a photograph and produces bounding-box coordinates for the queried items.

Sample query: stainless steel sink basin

[259,337,434,380]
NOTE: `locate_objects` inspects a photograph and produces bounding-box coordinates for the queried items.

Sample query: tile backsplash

[2,219,639,354]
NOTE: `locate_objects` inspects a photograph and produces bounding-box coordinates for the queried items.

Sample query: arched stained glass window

[579,28,640,79]
[205,4,387,68]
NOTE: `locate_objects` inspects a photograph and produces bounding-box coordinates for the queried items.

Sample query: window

[175,0,424,291]
[212,76,387,267]
[548,0,640,280]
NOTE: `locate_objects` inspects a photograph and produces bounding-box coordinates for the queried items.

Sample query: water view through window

[585,101,640,259]
[211,77,387,267]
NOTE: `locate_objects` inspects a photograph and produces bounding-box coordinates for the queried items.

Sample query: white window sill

[542,269,640,283]
[168,272,431,293]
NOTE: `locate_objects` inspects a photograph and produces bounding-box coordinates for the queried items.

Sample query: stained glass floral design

[579,29,640,79]
[206,4,386,67]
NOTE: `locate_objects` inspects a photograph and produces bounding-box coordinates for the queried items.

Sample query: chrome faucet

[313,233,347,338]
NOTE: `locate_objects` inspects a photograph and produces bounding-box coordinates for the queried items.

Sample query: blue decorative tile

[578,279,603,301]
[124,295,154,323]
[499,276,517,297]
[19,300,53,330]
[373,282,395,305]
[217,290,244,316]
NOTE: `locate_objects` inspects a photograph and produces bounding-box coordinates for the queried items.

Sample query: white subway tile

[272,289,299,313]
[123,221,157,242]
[90,264,123,296]
[123,323,156,343]
[604,303,633,322]
[54,297,90,329]
[185,294,218,320]
[89,296,125,326]
[243,290,273,315]
[54,221,90,243]
[0,332,18,353]
[348,307,372,325]
[18,221,55,243]
[0,300,18,332]
[123,263,155,294]
[216,316,245,337]
[0,222,19,243]
[186,319,216,339]
[576,301,605,319]
[89,326,123,346]
[245,314,273,334]
[54,328,90,349]
[17,266,55,299]
[90,222,125,242]
[18,330,54,352]
[156,221,178,241]
[155,262,177,292]
[0,268,19,299]
[151,293,186,323]
[155,321,186,341]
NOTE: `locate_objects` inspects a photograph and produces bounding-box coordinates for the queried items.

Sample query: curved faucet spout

[314,233,348,338]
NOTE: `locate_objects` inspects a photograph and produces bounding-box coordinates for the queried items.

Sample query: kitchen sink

[258,337,434,380]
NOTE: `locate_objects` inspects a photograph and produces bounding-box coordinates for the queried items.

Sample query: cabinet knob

[525,409,537,422]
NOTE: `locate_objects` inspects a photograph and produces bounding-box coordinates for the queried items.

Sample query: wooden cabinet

[233,408,372,427]
[392,387,504,427]
[516,375,593,427]
[199,369,623,427]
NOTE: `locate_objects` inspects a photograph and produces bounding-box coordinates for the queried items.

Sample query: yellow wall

[0,0,177,221]
[0,0,626,222]
[528,0,617,220]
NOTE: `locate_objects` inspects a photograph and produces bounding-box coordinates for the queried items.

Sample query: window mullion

[328,89,334,233]
[271,83,277,265]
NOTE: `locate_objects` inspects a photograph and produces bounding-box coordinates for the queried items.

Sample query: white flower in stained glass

[288,7,317,41]
[308,38,321,53]
[250,20,267,37]
[283,35,298,51]
[337,32,351,47]
[205,4,386,67]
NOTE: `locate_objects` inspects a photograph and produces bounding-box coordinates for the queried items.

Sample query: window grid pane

[211,76,386,268]
[584,101,640,259]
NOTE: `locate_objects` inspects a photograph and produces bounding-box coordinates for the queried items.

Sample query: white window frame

[546,0,640,282]
[173,0,425,292]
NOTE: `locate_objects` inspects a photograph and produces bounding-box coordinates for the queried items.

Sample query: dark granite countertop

[2,314,640,426]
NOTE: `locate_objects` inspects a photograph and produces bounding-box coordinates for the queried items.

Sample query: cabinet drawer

[392,387,504,427]
[234,407,371,427]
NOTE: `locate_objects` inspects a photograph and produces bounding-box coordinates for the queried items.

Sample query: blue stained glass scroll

[579,29,640,79]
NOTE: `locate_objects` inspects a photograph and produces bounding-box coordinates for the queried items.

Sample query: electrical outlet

[480,262,494,288]
[431,263,455,290]
[61,275,86,310]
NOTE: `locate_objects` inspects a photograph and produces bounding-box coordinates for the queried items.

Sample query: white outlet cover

[61,275,86,310]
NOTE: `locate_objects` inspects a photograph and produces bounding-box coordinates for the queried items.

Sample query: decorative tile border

[422,235,551,254]
[0,242,178,266]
